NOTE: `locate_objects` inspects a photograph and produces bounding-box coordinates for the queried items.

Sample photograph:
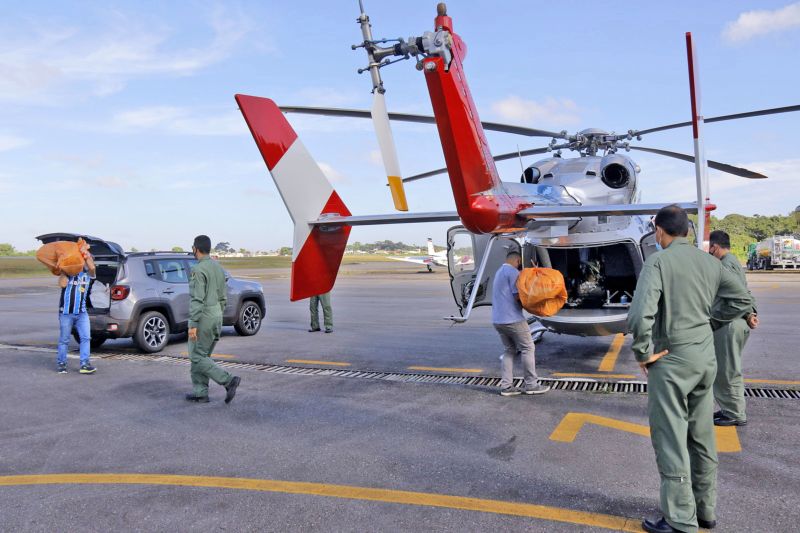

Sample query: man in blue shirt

[57,251,96,374]
[492,251,549,396]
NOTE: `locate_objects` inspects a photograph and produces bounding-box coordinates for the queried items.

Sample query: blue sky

[1,1,799,252]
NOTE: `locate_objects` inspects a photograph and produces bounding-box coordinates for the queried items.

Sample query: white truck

[747,235,800,270]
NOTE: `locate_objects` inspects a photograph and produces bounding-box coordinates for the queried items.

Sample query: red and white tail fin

[235,94,351,301]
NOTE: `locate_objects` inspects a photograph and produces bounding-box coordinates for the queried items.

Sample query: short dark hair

[654,205,689,237]
[193,235,212,254]
[506,250,521,260]
[709,230,730,249]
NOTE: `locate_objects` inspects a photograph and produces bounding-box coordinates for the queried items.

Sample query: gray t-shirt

[492,263,525,325]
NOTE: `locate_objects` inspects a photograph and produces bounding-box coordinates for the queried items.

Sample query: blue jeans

[58,312,90,365]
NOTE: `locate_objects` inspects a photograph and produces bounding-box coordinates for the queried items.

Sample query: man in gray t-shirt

[492,251,549,396]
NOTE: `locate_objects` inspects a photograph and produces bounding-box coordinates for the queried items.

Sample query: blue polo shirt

[492,263,525,325]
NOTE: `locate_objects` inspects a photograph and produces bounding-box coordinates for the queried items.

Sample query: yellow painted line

[552,373,637,379]
[745,378,800,386]
[407,366,483,373]
[550,412,740,453]
[0,473,641,532]
[286,359,351,367]
[597,333,625,372]
[180,352,236,360]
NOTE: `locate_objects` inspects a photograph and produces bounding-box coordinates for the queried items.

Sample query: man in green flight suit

[628,206,753,533]
[308,292,333,333]
[185,235,241,404]
[709,230,758,427]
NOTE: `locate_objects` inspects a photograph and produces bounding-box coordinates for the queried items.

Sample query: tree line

[711,211,799,261]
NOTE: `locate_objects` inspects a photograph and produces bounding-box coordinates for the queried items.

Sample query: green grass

[0,257,50,278]
[218,254,394,270]
[0,254,399,277]
[218,256,291,269]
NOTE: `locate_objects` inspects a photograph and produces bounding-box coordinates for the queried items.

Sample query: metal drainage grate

[92,350,800,399]
[3,343,798,399]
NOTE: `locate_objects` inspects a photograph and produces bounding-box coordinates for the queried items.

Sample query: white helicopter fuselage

[446,152,663,339]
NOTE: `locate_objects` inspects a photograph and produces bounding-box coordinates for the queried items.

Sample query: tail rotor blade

[372,91,408,211]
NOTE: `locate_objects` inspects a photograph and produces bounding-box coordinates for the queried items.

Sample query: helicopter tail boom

[420,13,523,234]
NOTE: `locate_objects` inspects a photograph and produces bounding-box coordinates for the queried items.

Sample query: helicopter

[235,2,799,343]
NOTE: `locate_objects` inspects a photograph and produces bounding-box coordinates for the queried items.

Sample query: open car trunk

[36,233,125,314]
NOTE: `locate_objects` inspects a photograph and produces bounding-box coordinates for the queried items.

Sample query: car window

[156,259,189,284]
[144,261,157,278]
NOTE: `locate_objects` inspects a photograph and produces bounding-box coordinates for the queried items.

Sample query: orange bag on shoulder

[36,238,87,276]
[516,267,568,317]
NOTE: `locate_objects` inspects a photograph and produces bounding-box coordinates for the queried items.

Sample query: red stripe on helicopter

[235,94,298,170]
[290,191,352,301]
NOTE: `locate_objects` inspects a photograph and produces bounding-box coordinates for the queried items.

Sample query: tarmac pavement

[0,264,798,531]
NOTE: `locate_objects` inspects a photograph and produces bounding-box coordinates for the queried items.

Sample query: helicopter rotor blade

[631,104,800,137]
[403,146,553,183]
[629,146,767,179]
[279,106,566,139]
[371,92,409,210]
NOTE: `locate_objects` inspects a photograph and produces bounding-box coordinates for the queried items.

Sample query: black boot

[642,517,685,533]
[698,517,717,529]
[225,376,241,404]
[185,394,209,403]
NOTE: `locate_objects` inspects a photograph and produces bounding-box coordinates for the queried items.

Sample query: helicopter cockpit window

[449,233,475,275]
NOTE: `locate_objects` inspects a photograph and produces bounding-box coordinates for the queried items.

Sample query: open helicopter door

[640,220,698,261]
[445,226,519,322]
[640,231,658,261]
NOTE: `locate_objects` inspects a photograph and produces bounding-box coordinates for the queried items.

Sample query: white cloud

[368,150,383,166]
[293,87,361,107]
[0,5,255,103]
[112,106,246,136]
[0,134,30,152]
[723,2,800,43]
[93,176,127,189]
[490,96,580,127]
[318,162,347,184]
[639,155,799,216]
[242,187,272,197]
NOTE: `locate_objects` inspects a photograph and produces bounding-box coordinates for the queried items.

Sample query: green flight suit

[188,256,232,397]
[711,252,756,422]
[309,292,332,330]
[628,237,753,533]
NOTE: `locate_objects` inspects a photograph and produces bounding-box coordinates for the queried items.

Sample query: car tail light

[111,285,130,301]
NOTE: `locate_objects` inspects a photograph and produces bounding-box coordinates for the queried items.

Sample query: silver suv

[37,233,266,353]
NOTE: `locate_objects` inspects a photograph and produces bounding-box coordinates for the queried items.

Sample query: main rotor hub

[548,128,630,156]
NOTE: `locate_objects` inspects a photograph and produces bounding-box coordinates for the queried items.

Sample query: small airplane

[235,2,798,343]
[388,238,447,272]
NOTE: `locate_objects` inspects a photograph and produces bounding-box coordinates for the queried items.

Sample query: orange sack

[36,239,87,277]
[516,267,568,317]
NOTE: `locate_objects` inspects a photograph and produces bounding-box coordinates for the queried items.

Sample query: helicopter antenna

[517,144,525,174]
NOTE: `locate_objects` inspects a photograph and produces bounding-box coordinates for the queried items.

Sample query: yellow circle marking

[0,473,640,532]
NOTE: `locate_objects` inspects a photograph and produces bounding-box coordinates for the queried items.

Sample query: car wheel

[90,337,106,349]
[71,331,105,349]
[135,311,170,353]
[234,301,262,336]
